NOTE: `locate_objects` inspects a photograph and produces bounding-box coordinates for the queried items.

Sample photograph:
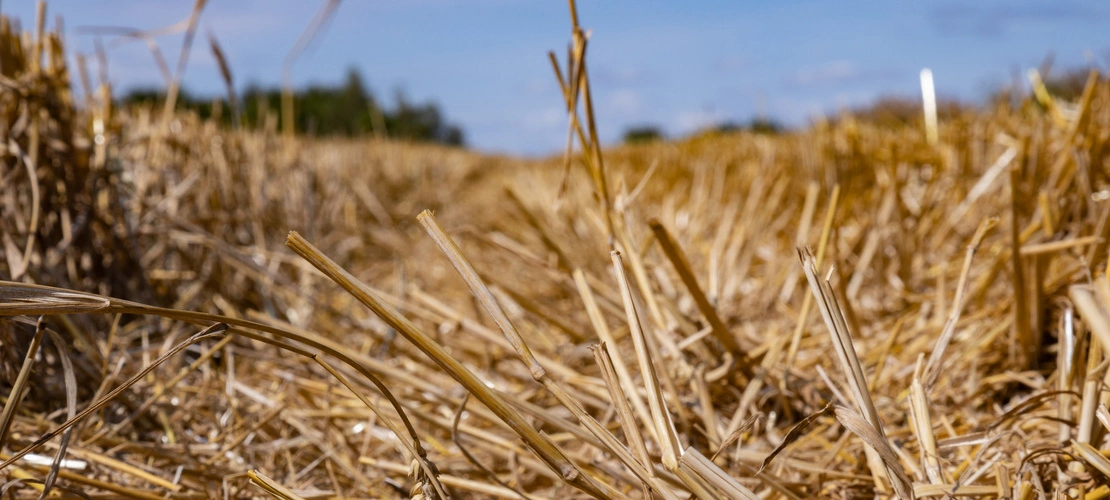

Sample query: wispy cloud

[930,3,1102,37]
[592,66,660,86]
[790,60,859,86]
[784,60,903,91]
[521,77,558,97]
[607,88,643,116]
[675,108,722,133]
[713,54,749,73]
[521,107,564,132]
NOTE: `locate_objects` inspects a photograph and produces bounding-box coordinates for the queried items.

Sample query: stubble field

[2,4,1110,499]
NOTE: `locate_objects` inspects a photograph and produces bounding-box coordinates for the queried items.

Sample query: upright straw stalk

[800,249,913,499]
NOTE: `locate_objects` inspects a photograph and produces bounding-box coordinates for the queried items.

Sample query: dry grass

[3,2,1110,499]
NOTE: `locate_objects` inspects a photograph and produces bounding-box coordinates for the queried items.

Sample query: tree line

[120,68,465,146]
[621,64,1099,144]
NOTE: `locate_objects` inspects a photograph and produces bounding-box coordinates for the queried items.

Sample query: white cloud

[594,66,655,85]
[607,88,643,116]
[522,107,564,132]
[675,109,722,133]
[716,54,748,72]
[791,60,858,86]
[523,77,557,96]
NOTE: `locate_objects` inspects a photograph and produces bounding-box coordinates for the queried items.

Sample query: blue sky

[4,1,1107,156]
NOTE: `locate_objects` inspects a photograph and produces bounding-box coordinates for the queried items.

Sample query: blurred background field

[3,0,1108,155]
[2,2,1110,499]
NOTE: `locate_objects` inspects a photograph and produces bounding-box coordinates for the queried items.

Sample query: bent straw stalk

[649,218,753,377]
[285,232,612,499]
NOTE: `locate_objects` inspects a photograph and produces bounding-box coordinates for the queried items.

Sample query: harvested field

[3,3,1110,499]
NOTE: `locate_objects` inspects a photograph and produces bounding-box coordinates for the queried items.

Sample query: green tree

[386,90,464,145]
[120,68,465,146]
[622,125,665,144]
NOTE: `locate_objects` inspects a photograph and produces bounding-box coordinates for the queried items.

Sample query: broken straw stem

[649,218,754,378]
[920,68,938,146]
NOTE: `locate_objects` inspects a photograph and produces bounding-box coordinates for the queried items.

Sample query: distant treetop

[622,125,665,144]
[119,68,465,146]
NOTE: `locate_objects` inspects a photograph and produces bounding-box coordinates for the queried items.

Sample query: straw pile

[3,3,1110,499]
